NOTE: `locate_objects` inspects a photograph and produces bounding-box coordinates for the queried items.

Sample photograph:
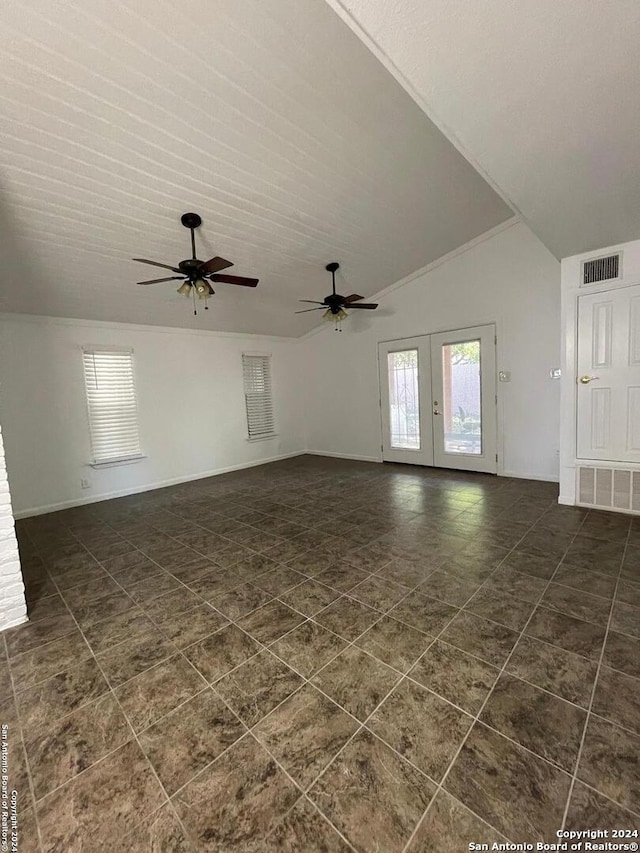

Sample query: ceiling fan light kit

[296,261,379,330]
[133,212,259,315]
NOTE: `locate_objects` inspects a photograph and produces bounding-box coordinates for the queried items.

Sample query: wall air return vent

[578,466,640,514]
[581,253,621,286]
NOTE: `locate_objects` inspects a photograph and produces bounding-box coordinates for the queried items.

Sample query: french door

[379,325,497,474]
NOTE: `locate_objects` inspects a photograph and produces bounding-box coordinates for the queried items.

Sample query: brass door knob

[579,375,600,384]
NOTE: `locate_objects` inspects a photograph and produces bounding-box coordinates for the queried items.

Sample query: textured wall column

[0,426,26,630]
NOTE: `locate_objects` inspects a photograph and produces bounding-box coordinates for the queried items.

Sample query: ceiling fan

[296,262,378,330]
[133,212,259,314]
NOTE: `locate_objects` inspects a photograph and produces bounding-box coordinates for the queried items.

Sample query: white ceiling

[326,0,640,260]
[0,0,511,337]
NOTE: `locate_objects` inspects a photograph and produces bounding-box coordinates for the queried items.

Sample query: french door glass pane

[388,349,420,449]
[442,340,482,455]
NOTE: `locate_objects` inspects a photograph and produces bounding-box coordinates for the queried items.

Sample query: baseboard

[306,450,383,464]
[558,494,576,506]
[501,470,560,484]
[13,451,307,519]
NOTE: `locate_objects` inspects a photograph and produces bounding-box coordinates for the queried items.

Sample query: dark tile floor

[4,455,640,851]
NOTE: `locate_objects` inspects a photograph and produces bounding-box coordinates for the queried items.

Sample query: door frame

[377,322,498,474]
[560,266,640,506]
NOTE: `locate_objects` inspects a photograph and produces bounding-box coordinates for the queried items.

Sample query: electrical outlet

[80,478,91,490]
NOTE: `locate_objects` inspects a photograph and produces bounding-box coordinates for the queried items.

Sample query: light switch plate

[550,368,561,379]
[498,370,511,382]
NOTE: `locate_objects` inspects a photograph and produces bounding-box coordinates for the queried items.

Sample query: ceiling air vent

[582,253,620,285]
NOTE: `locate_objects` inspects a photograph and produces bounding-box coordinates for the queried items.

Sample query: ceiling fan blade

[132,258,182,273]
[343,294,364,303]
[295,307,325,314]
[199,256,233,275]
[346,302,378,309]
[137,276,185,285]
[298,299,325,305]
[209,274,259,287]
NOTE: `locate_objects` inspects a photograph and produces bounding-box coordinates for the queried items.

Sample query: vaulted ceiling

[326,0,640,260]
[0,0,511,336]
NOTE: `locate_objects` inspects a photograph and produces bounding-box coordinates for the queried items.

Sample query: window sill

[88,455,146,469]
[246,434,278,443]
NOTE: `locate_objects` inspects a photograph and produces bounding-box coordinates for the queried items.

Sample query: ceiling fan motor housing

[325,293,345,313]
[178,258,202,276]
[180,212,202,229]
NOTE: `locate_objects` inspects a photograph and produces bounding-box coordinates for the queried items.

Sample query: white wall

[0,316,305,516]
[0,425,26,629]
[0,220,562,522]
[300,221,562,481]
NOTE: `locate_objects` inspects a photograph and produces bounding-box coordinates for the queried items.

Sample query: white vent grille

[578,466,639,514]
[579,467,595,504]
[634,472,640,513]
[582,254,620,285]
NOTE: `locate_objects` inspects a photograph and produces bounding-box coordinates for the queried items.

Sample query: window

[242,354,276,440]
[82,347,142,464]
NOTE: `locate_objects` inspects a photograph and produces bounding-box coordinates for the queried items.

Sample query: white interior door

[577,284,640,462]
[430,325,497,473]
[379,337,433,465]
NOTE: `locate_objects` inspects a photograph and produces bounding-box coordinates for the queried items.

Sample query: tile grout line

[2,630,45,853]
[401,508,637,848]
[64,510,366,848]
[58,489,569,848]
[397,526,569,846]
[22,534,199,849]
[18,552,639,703]
[17,474,626,850]
[399,514,589,852]
[7,528,53,853]
[160,653,360,851]
[178,570,621,798]
[294,530,542,848]
[558,522,631,831]
[111,555,439,845]
[28,542,637,723]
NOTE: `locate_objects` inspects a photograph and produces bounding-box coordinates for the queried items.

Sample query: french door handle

[433,401,441,415]
[578,375,600,384]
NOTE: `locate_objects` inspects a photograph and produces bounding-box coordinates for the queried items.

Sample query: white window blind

[242,354,276,440]
[82,348,142,464]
